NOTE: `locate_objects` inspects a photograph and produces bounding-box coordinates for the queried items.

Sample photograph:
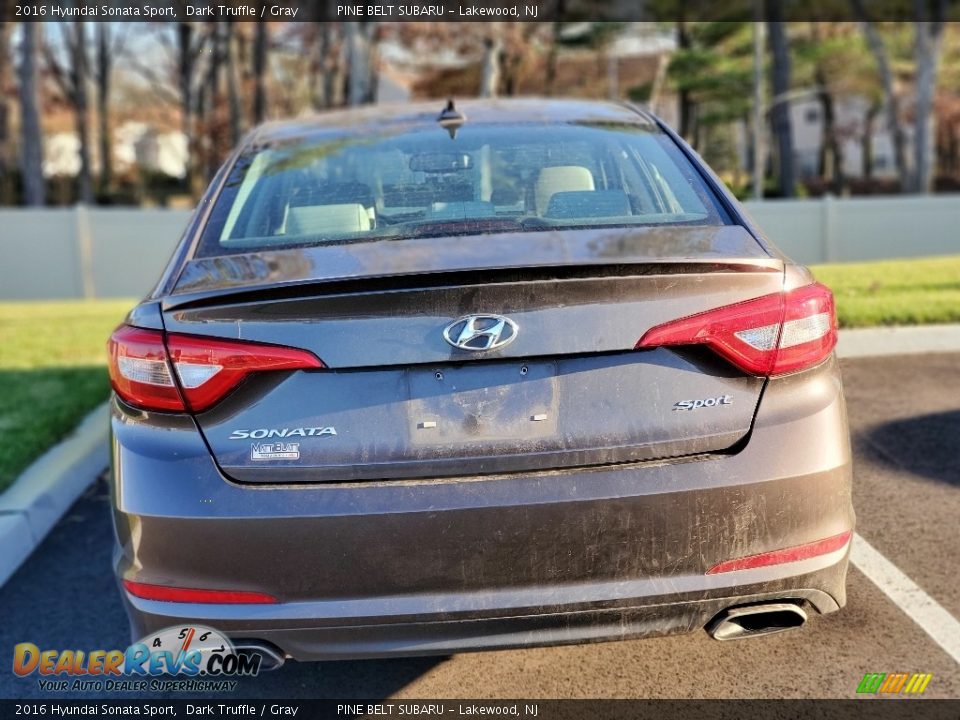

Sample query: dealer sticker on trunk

[251,442,300,461]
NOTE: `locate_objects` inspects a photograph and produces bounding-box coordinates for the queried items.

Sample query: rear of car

[108,100,853,658]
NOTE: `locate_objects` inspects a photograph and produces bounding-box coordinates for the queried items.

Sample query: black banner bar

[6,0,960,23]
[2,700,960,720]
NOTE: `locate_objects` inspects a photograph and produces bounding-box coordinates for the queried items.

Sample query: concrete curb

[0,401,110,587]
[836,323,960,359]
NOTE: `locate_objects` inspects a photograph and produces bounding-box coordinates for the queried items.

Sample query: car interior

[212,125,718,249]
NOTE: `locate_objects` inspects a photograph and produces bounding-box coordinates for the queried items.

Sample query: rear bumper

[110,358,853,660]
[122,582,844,661]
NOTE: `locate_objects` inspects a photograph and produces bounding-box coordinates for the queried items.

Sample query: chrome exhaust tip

[232,640,287,671]
[707,602,807,641]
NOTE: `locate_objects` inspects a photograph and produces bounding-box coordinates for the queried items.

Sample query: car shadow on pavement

[0,477,443,700]
[859,409,960,487]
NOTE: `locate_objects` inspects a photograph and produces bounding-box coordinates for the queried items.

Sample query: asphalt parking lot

[0,353,957,700]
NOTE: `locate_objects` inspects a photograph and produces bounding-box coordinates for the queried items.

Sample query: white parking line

[851,532,960,664]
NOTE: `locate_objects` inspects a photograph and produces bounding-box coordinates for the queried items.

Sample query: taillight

[165,333,324,411]
[107,326,185,411]
[636,282,837,376]
[107,325,323,412]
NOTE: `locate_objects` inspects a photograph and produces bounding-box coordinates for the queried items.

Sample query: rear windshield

[196,121,729,257]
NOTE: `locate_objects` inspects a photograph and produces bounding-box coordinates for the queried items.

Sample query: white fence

[0,196,957,300]
[0,207,192,300]
[745,195,960,265]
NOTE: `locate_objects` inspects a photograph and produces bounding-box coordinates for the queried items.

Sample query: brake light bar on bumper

[636,282,838,376]
[107,326,323,412]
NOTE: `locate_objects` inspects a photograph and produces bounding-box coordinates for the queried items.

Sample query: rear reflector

[636,282,837,376]
[122,580,278,604]
[108,325,323,412]
[706,530,852,575]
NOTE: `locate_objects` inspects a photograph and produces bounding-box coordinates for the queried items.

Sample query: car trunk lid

[163,226,782,482]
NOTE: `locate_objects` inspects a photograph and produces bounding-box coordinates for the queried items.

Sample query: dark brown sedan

[107,99,853,660]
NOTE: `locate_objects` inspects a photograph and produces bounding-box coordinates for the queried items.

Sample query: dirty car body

[108,100,854,659]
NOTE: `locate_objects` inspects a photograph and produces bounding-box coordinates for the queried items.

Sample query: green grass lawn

[0,299,134,492]
[812,255,960,329]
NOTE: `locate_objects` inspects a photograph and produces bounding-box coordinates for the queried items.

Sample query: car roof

[251,98,656,145]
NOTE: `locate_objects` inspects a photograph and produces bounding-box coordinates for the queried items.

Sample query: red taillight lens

[165,333,323,411]
[123,579,277,604]
[107,325,323,412]
[636,282,837,376]
[107,326,185,411]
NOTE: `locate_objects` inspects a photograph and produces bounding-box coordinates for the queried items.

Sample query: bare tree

[500,23,541,97]
[224,22,242,146]
[175,21,210,195]
[72,23,93,204]
[853,3,945,192]
[44,22,94,203]
[19,23,45,206]
[345,22,378,106]
[252,16,268,123]
[676,19,694,140]
[810,25,844,194]
[751,18,764,199]
[301,1,342,109]
[479,26,502,98]
[94,24,127,198]
[326,24,346,108]
[851,1,910,190]
[124,20,221,196]
[543,0,568,97]
[194,22,226,181]
[300,12,345,110]
[912,0,946,193]
[544,21,562,96]
[862,99,881,180]
[95,24,110,197]
[0,4,13,203]
[766,4,795,197]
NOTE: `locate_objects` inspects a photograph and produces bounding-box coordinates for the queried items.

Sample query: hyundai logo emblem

[443,314,519,352]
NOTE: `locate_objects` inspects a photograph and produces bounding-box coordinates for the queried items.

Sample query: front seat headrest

[286,203,371,236]
[535,165,595,215]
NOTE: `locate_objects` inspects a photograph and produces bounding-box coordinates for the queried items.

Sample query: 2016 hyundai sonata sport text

[108,99,854,659]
